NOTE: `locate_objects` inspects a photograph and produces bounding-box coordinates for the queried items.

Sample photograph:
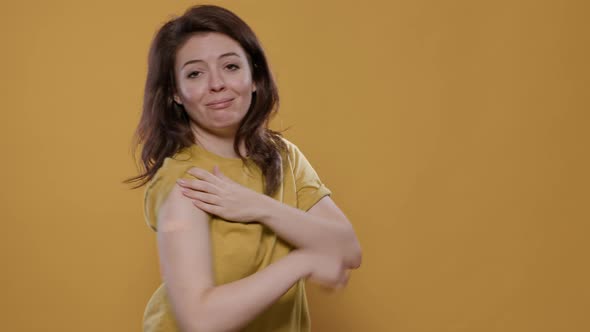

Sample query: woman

[125,4,362,332]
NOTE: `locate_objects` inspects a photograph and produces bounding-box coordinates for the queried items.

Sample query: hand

[299,249,350,291]
[176,165,267,223]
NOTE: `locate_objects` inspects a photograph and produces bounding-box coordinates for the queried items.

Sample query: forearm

[192,250,310,332]
[258,196,362,269]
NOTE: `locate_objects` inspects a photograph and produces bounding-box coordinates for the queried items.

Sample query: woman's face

[173,32,256,137]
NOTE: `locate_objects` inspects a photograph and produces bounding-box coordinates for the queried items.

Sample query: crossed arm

[258,194,362,269]
[155,166,362,331]
[178,166,362,269]
[156,184,313,332]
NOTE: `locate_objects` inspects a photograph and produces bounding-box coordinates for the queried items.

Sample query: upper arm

[283,139,361,267]
[307,195,350,225]
[284,140,332,211]
[145,167,214,331]
[308,196,362,269]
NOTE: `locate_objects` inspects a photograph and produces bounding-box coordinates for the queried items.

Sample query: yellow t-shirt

[142,137,331,332]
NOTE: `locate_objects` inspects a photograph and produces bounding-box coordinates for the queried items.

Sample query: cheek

[238,85,254,110]
[179,82,207,104]
[236,78,255,98]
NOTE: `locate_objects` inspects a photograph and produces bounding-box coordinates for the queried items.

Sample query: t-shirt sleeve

[143,159,195,232]
[287,141,332,211]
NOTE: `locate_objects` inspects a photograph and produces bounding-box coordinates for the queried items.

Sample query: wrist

[288,249,313,279]
[256,194,279,224]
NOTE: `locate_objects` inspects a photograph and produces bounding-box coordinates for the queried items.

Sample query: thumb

[213,165,227,180]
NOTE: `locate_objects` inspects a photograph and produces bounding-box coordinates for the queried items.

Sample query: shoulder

[276,136,319,168]
[277,135,295,148]
[146,156,192,195]
[144,146,199,196]
[276,136,302,160]
[143,156,196,232]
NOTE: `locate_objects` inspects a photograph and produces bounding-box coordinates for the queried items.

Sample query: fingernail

[177,179,185,185]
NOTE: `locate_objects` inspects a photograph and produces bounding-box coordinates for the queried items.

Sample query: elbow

[343,225,362,269]
[346,242,363,269]
[353,247,363,269]
[177,291,234,332]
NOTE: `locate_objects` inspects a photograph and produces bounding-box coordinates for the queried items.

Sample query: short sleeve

[286,141,332,211]
[143,159,195,232]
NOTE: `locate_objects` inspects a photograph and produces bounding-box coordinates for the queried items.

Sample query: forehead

[175,32,247,67]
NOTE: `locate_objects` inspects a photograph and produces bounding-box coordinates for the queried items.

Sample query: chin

[210,123,241,134]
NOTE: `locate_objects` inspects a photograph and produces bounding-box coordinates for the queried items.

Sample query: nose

[208,68,225,92]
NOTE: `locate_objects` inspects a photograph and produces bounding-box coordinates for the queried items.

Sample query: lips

[206,97,234,106]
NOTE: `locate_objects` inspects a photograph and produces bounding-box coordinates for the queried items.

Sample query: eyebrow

[181,52,241,69]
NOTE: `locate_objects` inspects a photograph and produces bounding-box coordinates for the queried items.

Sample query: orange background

[1,1,588,331]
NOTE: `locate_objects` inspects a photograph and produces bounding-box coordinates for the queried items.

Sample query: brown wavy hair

[123,4,288,196]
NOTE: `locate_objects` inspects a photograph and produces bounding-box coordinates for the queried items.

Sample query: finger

[212,165,231,181]
[192,199,221,216]
[177,178,221,195]
[186,167,224,186]
[181,188,220,205]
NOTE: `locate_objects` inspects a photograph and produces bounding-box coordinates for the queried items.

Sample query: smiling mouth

[206,98,234,109]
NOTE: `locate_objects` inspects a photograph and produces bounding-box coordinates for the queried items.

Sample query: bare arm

[177,161,362,271]
[257,195,362,269]
[157,184,311,332]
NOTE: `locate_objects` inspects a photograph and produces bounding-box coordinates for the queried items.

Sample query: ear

[252,83,257,93]
[173,93,182,105]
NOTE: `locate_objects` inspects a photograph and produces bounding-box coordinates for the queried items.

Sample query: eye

[226,64,240,71]
[187,71,201,78]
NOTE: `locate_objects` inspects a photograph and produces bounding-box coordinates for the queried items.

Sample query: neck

[191,125,247,159]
